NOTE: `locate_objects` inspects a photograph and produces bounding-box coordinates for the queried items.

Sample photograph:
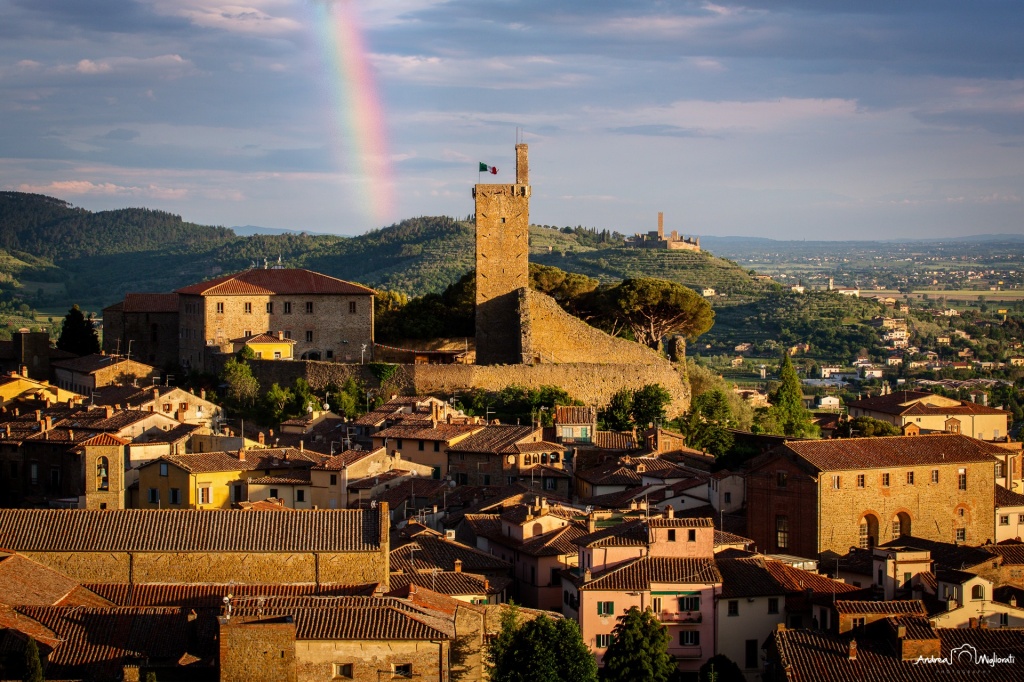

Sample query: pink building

[561,510,721,674]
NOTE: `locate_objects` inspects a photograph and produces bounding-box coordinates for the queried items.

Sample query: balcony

[659,610,701,624]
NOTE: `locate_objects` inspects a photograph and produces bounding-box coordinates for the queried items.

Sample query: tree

[607,278,714,350]
[600,607,675,682]
[56,304,100,356]
[23,638,43,682]
[757,353,819,438]
[835,415,901,438]
[487,606,597,682]
[602,388,634,430]
[221,357,259,407]
[684,388,735,457]
[698,654,745,682]
[632,384,673,428]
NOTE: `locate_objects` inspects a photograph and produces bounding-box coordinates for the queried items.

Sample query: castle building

[624,212,700,251]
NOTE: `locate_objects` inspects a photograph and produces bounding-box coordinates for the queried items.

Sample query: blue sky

[1,1,1022,240]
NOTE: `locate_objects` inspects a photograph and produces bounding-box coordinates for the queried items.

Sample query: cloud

[100,129,140,141]
[15,179,188,200]
[609,124,715,138]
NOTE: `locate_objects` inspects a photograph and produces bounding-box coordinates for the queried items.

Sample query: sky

[2,1,1023,241]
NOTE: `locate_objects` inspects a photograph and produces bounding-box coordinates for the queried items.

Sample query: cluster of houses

[1,366,1024,679]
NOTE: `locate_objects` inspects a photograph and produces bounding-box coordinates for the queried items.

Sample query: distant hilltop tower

[474,144,531,365]
[624,212,700,251]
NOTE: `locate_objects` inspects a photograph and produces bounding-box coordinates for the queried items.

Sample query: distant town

[0,148,1022,681]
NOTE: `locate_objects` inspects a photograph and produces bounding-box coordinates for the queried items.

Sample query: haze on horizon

[1,1,1022,241]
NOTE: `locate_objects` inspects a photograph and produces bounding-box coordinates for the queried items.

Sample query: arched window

[892,512,911,539]
[859,514,879,549]
[532,522,544,537]
[96,456,109,491]
[972,585,985,601]
[541,453,549,464]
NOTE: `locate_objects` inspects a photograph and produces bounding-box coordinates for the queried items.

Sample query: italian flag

[479,162,498,174]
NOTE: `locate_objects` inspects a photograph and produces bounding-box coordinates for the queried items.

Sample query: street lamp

[361,343,368,364]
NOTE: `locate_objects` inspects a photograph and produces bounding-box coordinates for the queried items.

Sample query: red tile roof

[122,293,180,313]
[554,406,597,424]
[389,532,510,574]
[156,448,323,473]
[86,583,377,607]
[446,425,542,454]
[175,268,374,296]
[0,508,385,553]
[996,484,1024,508]
[775,434,1003,471]
[387,571,504,596]
[582,556,721,591]
[374,423,484,441]
[0,554,112,607]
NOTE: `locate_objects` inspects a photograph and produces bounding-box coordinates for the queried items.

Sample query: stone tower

[80,435,128,509]
[474,144,531,365]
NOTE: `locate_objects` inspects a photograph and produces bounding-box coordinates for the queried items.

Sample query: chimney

[238,448,246,461]
[68,429,73,441]
[664,504,674,519]
[153,388,159,403]
[43,416,52,431]
[454,559,462,573]
[277,331,284,340]
[20,365,28,378]
[299,440,304,451]
[258,432,265,445]
[34,410,41,421]
[104,405,114,419]
[583,568,592,584]
[200,388,206,400]
[848,638,857,661]
[587,513,596,533]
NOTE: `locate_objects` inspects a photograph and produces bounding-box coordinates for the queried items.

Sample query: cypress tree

[23,638,43,682]
[56,304,100,356]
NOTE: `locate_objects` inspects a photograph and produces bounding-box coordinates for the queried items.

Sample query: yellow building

[230,331,297,360]
[0,370,83,407]
[136,447,324,509]
[847,390,1011,441]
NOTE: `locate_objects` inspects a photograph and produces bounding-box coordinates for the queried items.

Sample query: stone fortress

[625,212,700,251]
[242,144,692,416]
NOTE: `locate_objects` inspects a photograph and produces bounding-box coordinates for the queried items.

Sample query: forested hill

[0,192,769,310]
[0,192,234,259]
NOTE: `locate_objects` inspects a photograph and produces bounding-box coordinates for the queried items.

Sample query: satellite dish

[323,403,330,412]
[449,480,456,488]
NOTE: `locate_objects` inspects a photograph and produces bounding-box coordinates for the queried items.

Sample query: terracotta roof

[248,471,311,485]
[347,469,409,489]
[575,461,642,486]
[714,529,754,547]
[387,571,505,596]
[0,554,112,607]
[833,600,926,615]
[878,536,995,571]
[765,560,863,597]
[717,557,788,598]
[156,448,323,473]
[847,390,1009,417]
[582,556,721,591]
[86,583,377,607]
[516,440,566,453]
[984,544,1024,566]
[446,425,541,454]
[592,431,640,451]
[15,606,216,679]
[51,353,154,374]
[175,268,374,296]
[574,519,649,548]
[0,509,385,553]
[769,626,1024,682]
[77,432,130,447]
[996,484,1024,508]
[374,423,484,441]
[390,533,510,573]
[230,332,296,345]
[554,406,597,424]
[122,293,180,313]
[775,434,1002,471]
[519,524,591,557]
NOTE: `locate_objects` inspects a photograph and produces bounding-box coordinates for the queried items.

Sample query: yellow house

[136,447,324,509]
[847,390,1011,441]
[0,370,83,407]
[230,331,297,360]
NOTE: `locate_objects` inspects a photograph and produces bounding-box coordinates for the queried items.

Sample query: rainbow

[308,1,393,226]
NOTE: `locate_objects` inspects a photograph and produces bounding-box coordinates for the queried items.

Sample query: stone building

[624,212,701,251]
[0,507,391,585]
[446,424,567,489]
[51,353,160,396]
[102,292,181,369]
[745,434,1003,559]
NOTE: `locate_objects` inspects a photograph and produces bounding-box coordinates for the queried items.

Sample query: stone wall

[220,617,298,682]
[296,640,446,682]
[19,550,388,586]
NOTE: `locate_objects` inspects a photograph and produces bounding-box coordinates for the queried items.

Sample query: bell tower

[474,144,531,364]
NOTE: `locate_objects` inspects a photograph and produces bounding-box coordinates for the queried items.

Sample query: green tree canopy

[600,607,675,682]
[56,304,100,356]
[601,388,634,431]
[487,606,597,682]
[605,278,714,350]
[23,637,43,682]
[632,383,673,428]
[754,353,819,438]
[835,415,901,438]
[684,388,735,457]
[221,357,259,407]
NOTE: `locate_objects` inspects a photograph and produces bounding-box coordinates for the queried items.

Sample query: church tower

[474,144,531,364]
